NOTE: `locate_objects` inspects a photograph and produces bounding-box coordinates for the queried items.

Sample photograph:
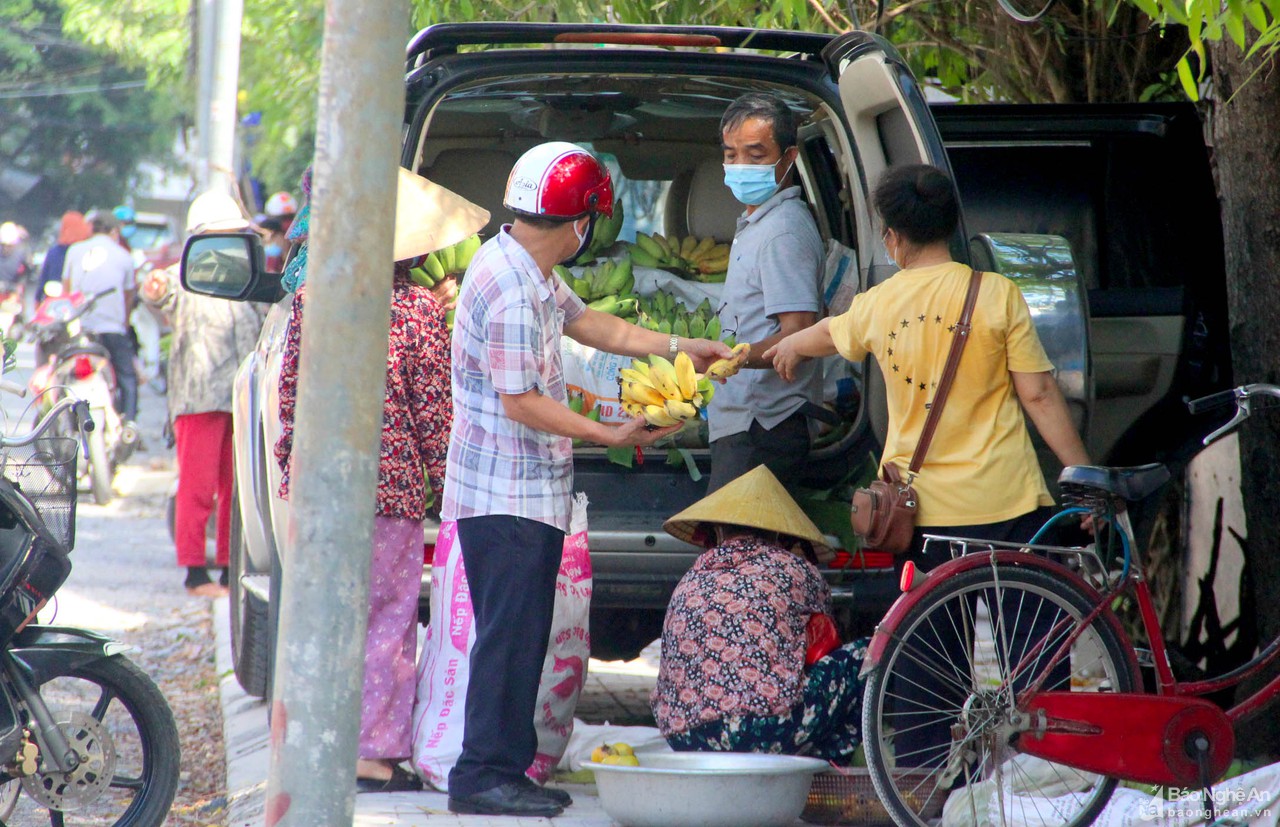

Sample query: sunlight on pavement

[38,588,151,632]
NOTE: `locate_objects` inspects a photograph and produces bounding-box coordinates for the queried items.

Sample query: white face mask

[882,230,898,268]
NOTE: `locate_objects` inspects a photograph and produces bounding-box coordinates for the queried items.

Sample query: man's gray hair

[720,92,798,150]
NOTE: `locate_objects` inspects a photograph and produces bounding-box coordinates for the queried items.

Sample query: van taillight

[73,356,94,380]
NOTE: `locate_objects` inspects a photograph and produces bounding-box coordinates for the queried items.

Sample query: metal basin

[592,751,828,827]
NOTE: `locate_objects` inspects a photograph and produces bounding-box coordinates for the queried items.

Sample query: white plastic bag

[411,495,593,790]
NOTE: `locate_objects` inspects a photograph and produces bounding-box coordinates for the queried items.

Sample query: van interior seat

[665,158,741,243]
[420,148,517,238]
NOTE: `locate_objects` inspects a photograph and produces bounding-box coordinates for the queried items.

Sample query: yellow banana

[630,359,651,379]
[621,380,668,408]
[674,351,697,399]
[621,401,645,417]
[665,398,698,421]
[653,233,674,258]
[646,355,683,400]
[689,236,717,262]
[704,342,752,381]
[679,235,697,259]
[643,404,682,427]
[618,368,648,385]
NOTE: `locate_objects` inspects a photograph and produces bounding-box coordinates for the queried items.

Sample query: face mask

[723,157,792,206]
[882,230,897,268]
[560,215,595,266]
[264,243,283,258]
[120,224,136,240]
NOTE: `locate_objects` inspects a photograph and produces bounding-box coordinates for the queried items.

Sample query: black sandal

[356,764,423,794]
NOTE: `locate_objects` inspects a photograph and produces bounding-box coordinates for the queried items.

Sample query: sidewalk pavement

[215,599,652,826]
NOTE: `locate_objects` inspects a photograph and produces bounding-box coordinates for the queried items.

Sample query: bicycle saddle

[1058,463,1171,503]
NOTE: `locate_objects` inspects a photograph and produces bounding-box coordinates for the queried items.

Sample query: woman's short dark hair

[720,92,798,150]
[873,164,958,245]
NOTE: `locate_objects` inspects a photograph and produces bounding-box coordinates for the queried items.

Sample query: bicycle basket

[802,769,944,826]
[2,436,78,551]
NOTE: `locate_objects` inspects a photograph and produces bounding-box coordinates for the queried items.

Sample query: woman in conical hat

[651,466,868,761]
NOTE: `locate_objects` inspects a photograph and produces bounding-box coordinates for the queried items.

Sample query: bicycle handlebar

[0,398,92,449]
[1187,383,1280,446]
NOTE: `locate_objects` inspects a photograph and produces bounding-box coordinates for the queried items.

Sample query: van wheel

[589,608,663,662]
[229,499,271,698]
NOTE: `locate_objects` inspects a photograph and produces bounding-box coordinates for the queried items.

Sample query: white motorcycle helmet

[186,191,249,235]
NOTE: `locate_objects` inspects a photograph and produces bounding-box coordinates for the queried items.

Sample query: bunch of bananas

[553,259,640,321]
[619,352,716,427]
[573,201,626,265]
[627,232,731,283]
[636,291,736,346]
[618,345,751,426]
[408,234,482,289]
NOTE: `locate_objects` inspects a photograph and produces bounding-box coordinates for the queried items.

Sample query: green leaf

[605,446,635,468]
[1160,0,1190,25]
[1176,55,1201,100]
[1245,2,1270,32]
[1227,12,1248,47]
[1131,0,1161,16]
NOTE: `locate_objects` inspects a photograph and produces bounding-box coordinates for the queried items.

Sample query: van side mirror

[180,232,286,303]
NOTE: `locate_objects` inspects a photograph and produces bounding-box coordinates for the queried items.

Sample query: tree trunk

[1208,41,1280,757]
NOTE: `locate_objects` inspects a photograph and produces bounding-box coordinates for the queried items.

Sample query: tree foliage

[0,0,178,234]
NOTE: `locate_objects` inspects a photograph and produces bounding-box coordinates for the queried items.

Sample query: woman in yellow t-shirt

[765,164,1090,767]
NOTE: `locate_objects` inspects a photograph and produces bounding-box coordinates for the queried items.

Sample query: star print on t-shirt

[883,307,961,399]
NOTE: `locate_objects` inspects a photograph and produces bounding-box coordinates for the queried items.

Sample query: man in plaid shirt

[442,143,730,818]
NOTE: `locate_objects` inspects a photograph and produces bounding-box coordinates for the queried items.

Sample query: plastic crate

[802,768,944,826]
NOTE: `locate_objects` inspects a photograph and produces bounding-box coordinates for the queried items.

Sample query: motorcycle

[0,384,179,824]
[26,287,138,505]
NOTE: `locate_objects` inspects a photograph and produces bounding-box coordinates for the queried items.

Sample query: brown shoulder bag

[850,269,983,554]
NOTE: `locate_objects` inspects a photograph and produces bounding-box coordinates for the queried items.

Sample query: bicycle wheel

[862,564,1137,827]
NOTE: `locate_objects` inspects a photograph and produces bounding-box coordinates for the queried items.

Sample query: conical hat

[393,167,490,262]
[664,465,828,551]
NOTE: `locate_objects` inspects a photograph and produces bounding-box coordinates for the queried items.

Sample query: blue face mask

[723,157,792,206]
[264,243,283,258]
[120,224,136,240]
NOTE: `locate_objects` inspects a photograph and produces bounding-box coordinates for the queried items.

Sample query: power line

[0,80,147,101]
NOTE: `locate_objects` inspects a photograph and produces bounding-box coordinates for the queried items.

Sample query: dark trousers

[890,507,1066,769]
[448,515,564,797]
[97,332,137,421]
[707,411,810,494]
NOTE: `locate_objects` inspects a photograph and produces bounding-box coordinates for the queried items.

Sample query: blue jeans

[95,332,137,421]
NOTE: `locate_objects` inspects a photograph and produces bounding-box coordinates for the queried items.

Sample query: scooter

[26,286,138,505]
[0,383,179,824]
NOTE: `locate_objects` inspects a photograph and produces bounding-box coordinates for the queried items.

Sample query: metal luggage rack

[1,435,79,552]
[921,534,1112,585]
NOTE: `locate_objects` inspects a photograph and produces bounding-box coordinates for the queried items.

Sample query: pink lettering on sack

[448,547,473,650]
[559,532,592,584]
[434,521,457,567]
[548,655,585,699]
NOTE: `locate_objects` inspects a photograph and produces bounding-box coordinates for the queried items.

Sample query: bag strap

[908,269,983,475]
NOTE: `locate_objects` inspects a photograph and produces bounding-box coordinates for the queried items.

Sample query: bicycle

[859,382,1280,827]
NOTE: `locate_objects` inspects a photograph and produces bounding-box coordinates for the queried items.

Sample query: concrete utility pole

[206,0,242,195]
[262,0,406,823]
[193,0,216,192]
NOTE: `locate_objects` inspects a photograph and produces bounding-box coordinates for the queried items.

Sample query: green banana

[409,266,437,288]
[424,252,447,282]
[568,395,585,414]
[628,246,660,268]
[689,315,706,339]
[673,317,689,338]
[635,233,665,260]
[705,316,721,341]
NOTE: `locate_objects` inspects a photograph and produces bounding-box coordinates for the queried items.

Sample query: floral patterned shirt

[651,536,832,737]
[275,268,452,520]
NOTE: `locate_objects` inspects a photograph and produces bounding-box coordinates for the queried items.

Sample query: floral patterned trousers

[667,640,868,762]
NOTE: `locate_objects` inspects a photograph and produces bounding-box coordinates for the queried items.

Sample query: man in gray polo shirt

[707,92,824,494]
